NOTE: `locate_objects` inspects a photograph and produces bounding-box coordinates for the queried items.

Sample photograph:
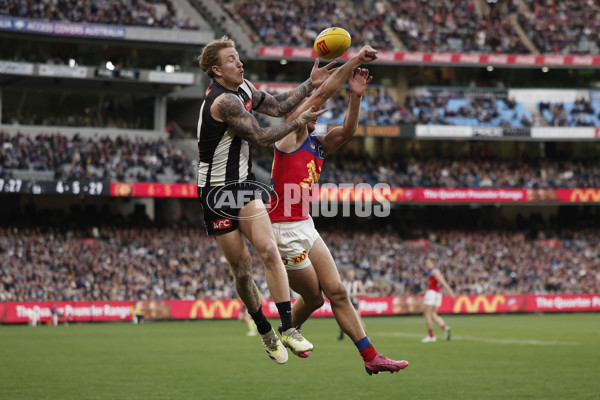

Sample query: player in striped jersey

[196,36,333,363]
[338,269,366,341]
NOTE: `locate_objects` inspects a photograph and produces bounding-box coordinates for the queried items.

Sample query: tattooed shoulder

[215,93,245,121]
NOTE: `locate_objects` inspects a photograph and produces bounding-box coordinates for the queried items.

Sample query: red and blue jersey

[268,135,324,222]
[426,267,441,292]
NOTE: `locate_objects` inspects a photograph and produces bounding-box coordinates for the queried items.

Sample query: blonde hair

[198,36,236,79]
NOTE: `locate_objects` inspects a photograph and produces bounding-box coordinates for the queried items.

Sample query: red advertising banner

[555,188,600,203]
[2,295,599,323]
[442,294,600,314]
[110,182,198,198]
[259,46,600,68]
[107,184,600,204]
[0,301,134,324]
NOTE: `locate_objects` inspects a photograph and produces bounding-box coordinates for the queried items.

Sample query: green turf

[1,313,599,399]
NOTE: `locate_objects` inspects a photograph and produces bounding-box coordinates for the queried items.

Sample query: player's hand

[298,106,328,126]
[348,68,373,97]
[358,45,378,63]
[310,59,336,88]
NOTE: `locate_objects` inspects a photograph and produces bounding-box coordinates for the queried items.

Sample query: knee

[256,241,281,266]
[326,282,349,305]
[304,292,325,311]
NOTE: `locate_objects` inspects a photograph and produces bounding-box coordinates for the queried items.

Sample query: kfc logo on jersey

[290,252,308,265]
[212,218,232,230]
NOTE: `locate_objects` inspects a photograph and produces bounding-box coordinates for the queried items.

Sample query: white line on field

[375,331,580,346]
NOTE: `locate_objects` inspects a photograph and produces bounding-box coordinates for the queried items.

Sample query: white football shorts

[424,289,442,307]
[272,217,320,271]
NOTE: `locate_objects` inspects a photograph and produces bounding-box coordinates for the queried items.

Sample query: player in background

[337,268,365,341]
[238,305,258,336]
[421,256,456,343]
[269,45,409,375]
[238,290,267,336]
[196,36,333,364]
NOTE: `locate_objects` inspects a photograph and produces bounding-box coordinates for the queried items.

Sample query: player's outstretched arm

[213,94,326,146]
[250,60,336,118]
[313,45,377,106]
[286,45,378,122]
[432,269,456,298]
[319,68,372,156]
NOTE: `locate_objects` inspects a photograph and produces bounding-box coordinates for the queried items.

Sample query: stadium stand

[538,99,600,127]
[319,89,535,128]
[231,0,393,50]
[1,225,598,302]
[518,0,600,54]
[0,131,196,183]
[1,0,600,314]
[1,0,204,29]
[4,129,600,188]
[388,0,529,53]
[3,128,600,188]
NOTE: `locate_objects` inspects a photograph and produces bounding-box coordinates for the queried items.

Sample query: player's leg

[421,304,437,342]
[432,306,450,340]
[287,265,325,328]
[309,237,408,374]
[215,227,288,364]
[309,238,366,341]
[240,201,313,354]
[239,200,290,303]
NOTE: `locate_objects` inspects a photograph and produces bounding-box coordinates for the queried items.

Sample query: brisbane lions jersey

[269,135,324,222]
[426,267,441,292]
[197,80,255,188]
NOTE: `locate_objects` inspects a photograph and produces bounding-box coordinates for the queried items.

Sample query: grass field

[1,313,599,400]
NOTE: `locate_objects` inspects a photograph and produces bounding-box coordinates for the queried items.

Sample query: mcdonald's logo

[386,187,404,202]
[570,189,600,202]
[453,295,506,313]
[189,300,242,319]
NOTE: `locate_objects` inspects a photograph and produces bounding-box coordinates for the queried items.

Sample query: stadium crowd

[233,0,393,51]
[253,152,600,189]
[2,0,197,29]
[3,130,600,188]
[388,0,529,53]
[518,0,600,54]
[226,0,592,55]
[538,98,600,127]
[4,0,599,55]
[1,225,598,302]
[321,91,536,128]
[0,131,195,183]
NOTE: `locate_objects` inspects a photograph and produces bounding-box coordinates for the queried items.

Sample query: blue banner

[0,17,125,39]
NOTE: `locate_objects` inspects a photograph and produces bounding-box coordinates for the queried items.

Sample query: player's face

[215,47,244,88]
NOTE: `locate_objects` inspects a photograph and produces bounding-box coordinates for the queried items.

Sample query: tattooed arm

[212,93,327,147]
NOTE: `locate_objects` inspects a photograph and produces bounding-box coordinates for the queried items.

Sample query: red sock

[359,344,378,362]
[428,329,434,338]
[442,325,447,331]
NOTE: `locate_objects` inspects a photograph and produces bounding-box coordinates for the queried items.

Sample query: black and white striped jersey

[196,80,254,188]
